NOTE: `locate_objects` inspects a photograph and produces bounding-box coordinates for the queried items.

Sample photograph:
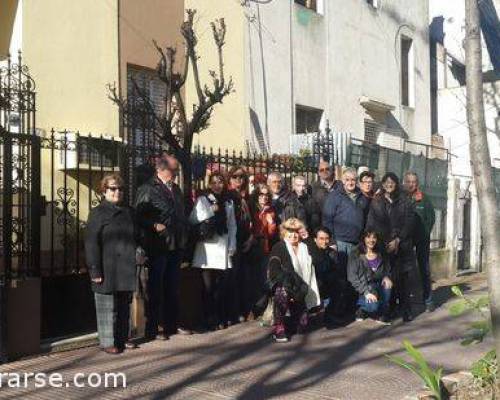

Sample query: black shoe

[355,309,368,322]
[426,303,436,313]
[402,311,414,322]
[273,333,290,343]
[375,314,392,326]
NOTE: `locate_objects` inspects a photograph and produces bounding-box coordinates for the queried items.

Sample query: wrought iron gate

[0,53,40,281]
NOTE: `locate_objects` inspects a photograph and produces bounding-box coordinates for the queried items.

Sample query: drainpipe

[290,0,295,147]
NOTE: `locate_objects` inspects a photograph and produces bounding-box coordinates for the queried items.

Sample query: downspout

[289,0,295,151]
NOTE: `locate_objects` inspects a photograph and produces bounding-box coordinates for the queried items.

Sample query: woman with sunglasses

[250,184,279,316]
[190,172,237,330]
[85,173,144,354]
[226,166,254,324]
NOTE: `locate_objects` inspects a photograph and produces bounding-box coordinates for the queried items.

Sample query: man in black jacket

[135,157,191,340]
[267,172,290,224]
[283,176,321,232]
[305,227,351,326]
[311,158,339,223]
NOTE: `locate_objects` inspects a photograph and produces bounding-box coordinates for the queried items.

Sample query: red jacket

[252,206,278,254]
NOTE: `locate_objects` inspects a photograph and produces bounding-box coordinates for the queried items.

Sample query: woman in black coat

[85,173,143,354]
[267,218,321,343]
[366,172,415,322]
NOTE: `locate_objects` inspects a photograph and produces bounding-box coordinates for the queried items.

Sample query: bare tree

[108,9,234,198]
[465,0,500,377]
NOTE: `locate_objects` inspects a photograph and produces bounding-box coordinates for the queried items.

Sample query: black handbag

[195,217,217,241]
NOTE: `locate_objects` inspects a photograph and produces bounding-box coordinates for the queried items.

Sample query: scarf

[285,241,321,310]
[206,192,228,236]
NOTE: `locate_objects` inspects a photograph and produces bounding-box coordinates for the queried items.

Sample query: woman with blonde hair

[267,218,320,342]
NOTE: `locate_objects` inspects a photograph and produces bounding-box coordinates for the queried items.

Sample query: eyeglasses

[107,186,123,192]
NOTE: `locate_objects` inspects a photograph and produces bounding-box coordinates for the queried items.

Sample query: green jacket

[409,190,435,239]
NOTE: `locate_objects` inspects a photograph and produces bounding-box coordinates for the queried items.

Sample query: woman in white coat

[190,172,237,330]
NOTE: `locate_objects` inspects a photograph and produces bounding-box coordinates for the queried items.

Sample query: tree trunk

[464,0,500,375]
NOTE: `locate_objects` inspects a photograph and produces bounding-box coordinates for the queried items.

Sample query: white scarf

[285,241,321,310]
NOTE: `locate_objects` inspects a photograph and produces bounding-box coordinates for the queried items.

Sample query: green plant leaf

[475,296,490,309]
[451,285,463,297]
[470,320,491,332]
[449,300,470,316]
[389,341,443,400]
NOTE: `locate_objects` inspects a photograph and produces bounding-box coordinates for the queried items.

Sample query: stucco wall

[184,0,246,152]
[119,0,184,98]
[0,0,19,59]
[23,0,119,136]
[246,0,431,153]
[327,0,431,145]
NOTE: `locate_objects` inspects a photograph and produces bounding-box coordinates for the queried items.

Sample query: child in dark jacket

[347,230,393,324]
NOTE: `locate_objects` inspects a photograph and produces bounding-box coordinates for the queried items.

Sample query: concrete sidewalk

[0,274,492,400]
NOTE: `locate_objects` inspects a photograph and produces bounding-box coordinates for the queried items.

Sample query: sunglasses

[107,186,123,192]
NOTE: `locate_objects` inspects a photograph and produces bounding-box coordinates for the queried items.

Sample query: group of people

[85,152,435,352]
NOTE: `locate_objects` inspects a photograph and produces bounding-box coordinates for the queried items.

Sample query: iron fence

[2,131,315,280]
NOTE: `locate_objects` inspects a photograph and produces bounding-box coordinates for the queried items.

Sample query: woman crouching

[267,218,321,343]
[347,230,393,325]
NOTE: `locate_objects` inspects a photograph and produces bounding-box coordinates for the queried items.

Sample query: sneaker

[272,333,290,343]
[355,309,368,322]
[375,315,392,326]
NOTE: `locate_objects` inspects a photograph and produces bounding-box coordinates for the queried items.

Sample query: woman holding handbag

[267,218,321,343]
[189,172,237,331]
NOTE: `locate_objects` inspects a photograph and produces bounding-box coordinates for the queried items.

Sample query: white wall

[244,0,431,154]
[327,0,431,145]
[438,82,500,176]
[244,1,327,153]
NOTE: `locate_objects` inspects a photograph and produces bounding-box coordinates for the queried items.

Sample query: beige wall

[23,0,119,136]
[119,0,184,98]
[185,0,246,151]
[0,0,18,59]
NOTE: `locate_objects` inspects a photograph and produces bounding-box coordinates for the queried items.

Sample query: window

[401,36,415,107]
[127,66,166,148]
[366,0,379,8]
[127,66,165,116]
[295,0,318,13]
[295,105,323,134]
[364,119,382,144]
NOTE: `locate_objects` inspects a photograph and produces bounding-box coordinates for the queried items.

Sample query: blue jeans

[357,281,392,315]
[336,241,356,270]
[145,250,181,335]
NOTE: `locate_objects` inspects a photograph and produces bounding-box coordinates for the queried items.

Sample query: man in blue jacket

[322,167,370,319]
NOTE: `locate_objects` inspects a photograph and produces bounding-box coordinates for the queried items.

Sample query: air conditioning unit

[54,132,120,171]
